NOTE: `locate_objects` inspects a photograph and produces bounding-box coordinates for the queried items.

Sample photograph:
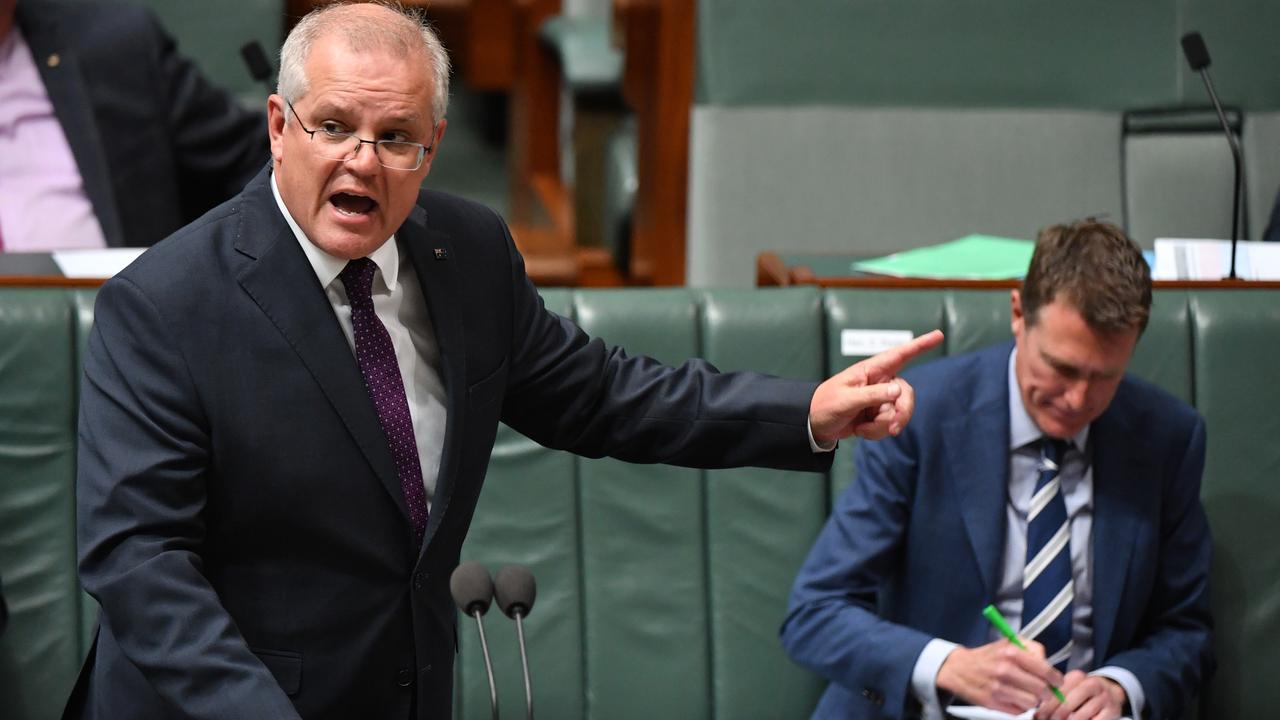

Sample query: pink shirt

[0,25,106,251]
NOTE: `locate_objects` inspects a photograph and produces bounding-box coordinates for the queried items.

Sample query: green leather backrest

[0,290,90,720]
[4,285,1277,719]
[696,0,1176,109]
[696,0,1280,111]
[109,0,283,101]
[1188,291,1280,719]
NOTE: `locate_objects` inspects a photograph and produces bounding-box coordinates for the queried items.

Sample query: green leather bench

[1,285,1277,719]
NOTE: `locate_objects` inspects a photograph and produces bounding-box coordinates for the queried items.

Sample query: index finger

[863,329,944,377]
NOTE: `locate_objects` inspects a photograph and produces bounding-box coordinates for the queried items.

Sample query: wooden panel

[616,0,695,285]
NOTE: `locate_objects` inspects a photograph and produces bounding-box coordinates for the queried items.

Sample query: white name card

[841,329,915,357]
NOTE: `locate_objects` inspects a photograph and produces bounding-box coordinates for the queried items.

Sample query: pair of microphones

[450,563,537,720]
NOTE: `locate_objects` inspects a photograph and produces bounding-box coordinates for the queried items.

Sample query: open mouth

[330,192,377,217]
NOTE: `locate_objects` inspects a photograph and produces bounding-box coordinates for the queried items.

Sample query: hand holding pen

[935,606,1065,715]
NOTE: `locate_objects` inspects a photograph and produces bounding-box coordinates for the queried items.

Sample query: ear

[267,94,287,164]
[419,119,448,178]
[1010,289,1024,338]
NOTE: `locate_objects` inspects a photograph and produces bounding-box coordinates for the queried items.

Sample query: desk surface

[757,251,1280,290]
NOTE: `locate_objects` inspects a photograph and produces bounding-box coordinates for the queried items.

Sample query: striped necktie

[1022,437,1073,671]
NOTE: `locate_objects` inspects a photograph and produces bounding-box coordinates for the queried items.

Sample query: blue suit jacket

[781,343,1213,720]
[16,0,268,248]
[69,167,829,720]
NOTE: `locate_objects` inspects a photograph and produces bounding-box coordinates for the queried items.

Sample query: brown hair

[1021,219,1152,334]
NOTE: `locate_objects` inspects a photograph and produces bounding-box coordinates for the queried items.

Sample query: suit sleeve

[780,432,937,718]
[77,277,300,719]
[1102,415,1214,719]
[495,228,831,473]
[146,10,270,219]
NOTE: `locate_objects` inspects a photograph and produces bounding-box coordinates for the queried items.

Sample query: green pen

[981,604,1067,703]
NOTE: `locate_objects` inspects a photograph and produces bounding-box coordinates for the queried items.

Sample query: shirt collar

[1007,346,1090,452]
[270,172,400,294]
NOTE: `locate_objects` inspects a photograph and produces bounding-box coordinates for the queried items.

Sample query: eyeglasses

[286,99,433,171]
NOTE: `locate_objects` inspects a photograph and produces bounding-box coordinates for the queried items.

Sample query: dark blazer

[782,343,1213,720]
[70,167,829,719]
[15,0,268,248]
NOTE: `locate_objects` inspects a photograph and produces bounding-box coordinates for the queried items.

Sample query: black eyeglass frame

[285,99,435,171]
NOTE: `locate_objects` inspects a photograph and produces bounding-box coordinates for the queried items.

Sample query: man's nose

[1063,379,1089,411]
[343,140,380,173]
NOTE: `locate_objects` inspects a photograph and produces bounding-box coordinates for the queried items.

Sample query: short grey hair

[277,1,450,124]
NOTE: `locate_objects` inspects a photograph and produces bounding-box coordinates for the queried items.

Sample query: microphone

[450,563,501,720]
[239,40,275,95]
[494,565,537,720]
[1180,31,1244,279]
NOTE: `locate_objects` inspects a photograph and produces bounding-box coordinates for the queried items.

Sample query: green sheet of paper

[851,235,1034,279]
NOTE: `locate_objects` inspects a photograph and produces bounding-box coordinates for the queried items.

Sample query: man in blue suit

[782,221,1212,720]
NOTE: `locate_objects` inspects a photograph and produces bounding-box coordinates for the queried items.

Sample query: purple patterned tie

[339,258,428,545]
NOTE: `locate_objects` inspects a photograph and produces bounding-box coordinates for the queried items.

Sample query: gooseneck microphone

[451,563,501,720]
[1180,31,1244,279]
[495,565,538,720]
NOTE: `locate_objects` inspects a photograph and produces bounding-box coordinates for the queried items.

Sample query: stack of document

[1152,238,1280,280]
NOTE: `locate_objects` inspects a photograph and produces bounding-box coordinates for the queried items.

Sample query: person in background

[782,220,1212,720]
[0,0,268,252]
[68,3,943,718]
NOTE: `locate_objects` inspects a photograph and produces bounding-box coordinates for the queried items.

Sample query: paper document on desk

[52,248,146,279]
[1152,238,1280,280]
[851,235,1034,280]
[945,707,1032,720]
[946,706,1131,720]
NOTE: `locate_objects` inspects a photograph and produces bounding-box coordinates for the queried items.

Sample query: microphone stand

[512,609,534,720]
[1192,66,1243,279]
[470,607,501,720]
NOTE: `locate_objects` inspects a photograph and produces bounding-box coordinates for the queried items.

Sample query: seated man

[782,220,1213,720]
[0,0,268,251]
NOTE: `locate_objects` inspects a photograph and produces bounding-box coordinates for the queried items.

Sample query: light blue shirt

[909,348,1144,719]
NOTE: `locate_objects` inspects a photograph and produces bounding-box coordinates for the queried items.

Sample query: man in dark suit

[69,4,941,718]
[782,221,1212,720]
[0,0,266,250]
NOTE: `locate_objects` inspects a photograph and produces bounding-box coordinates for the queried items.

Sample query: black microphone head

[1181,32,1211,71]
[494,565,537,618]
[450,562,494,616]
[240,41,274,83]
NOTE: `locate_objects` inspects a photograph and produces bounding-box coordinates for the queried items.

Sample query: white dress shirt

[271,174,447,507]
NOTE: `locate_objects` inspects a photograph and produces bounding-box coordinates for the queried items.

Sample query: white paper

[841,328,915,357]
[946,706,1131,720]
[1152,238,1280,280]
[51,248,146,279]
[945,707,1033,720]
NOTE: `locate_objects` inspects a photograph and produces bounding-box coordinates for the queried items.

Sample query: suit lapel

[400,205,466,552]
[942,350,1013,600]
[231,172,409,528]
[18,8,124,247]
[1089,405,1148,662]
